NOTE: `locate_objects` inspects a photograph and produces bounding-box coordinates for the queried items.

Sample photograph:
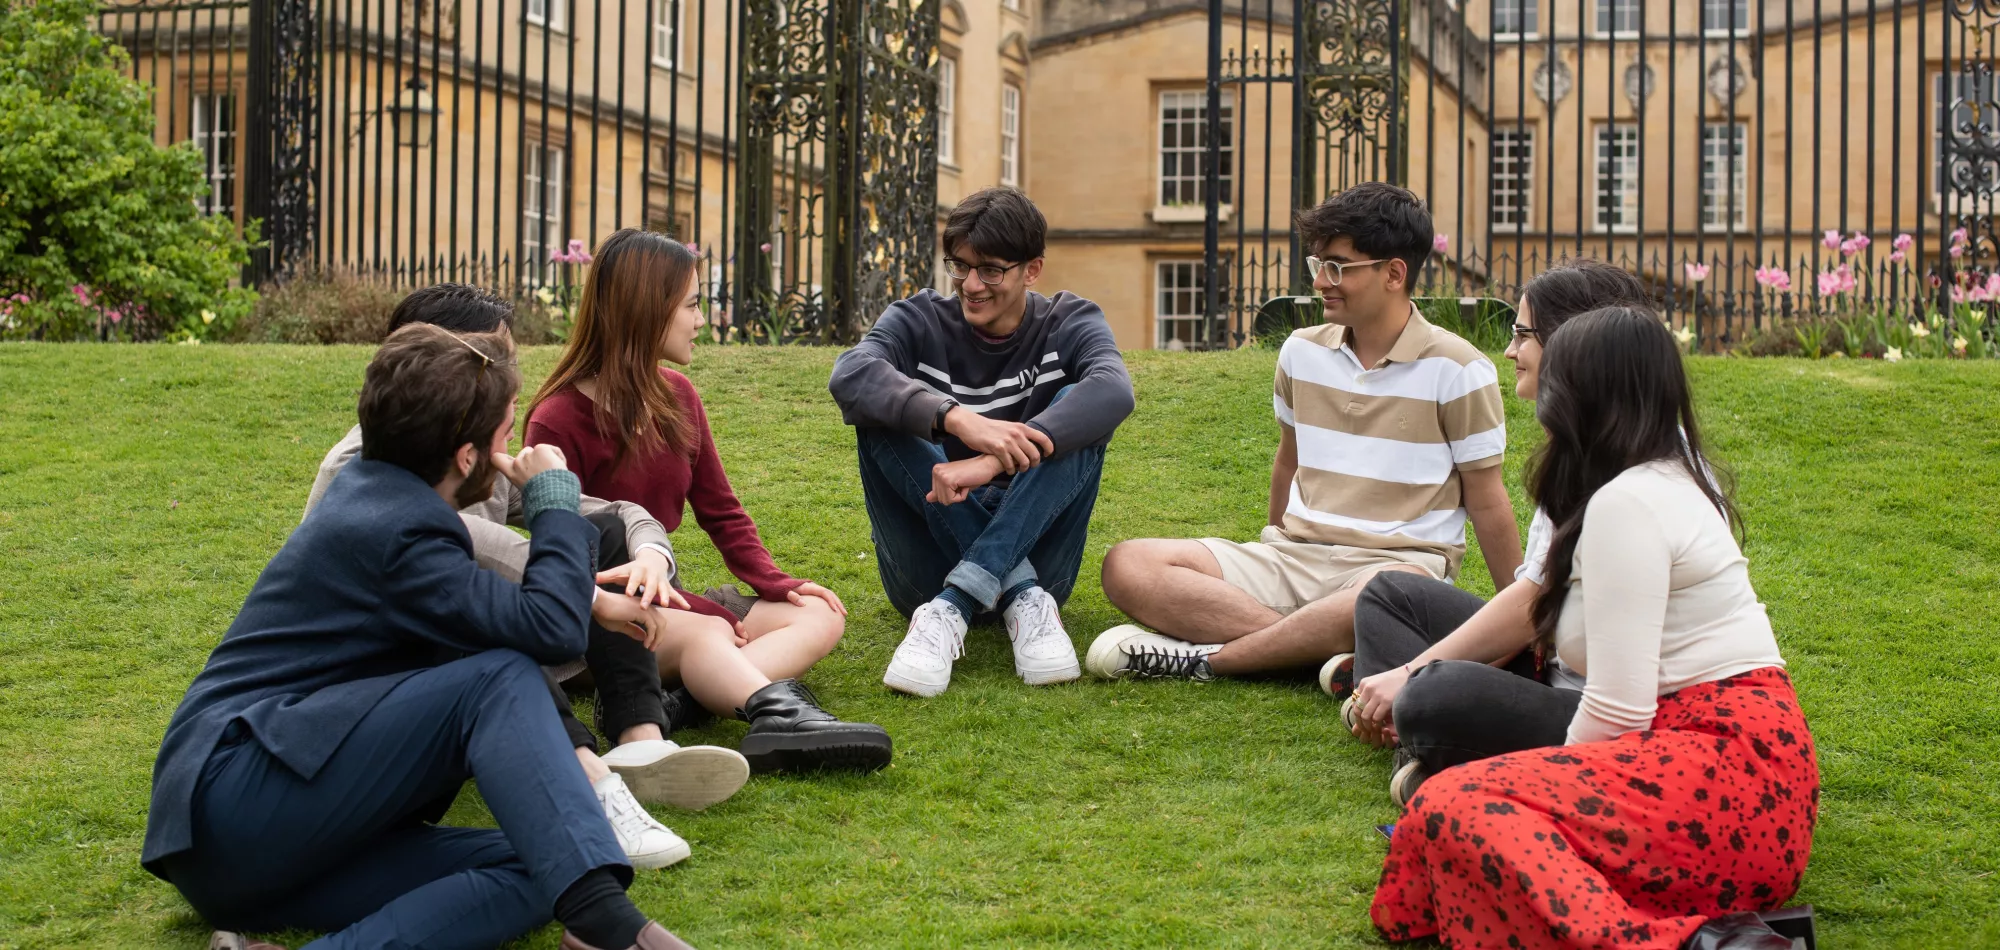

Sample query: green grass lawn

[1,344,1997,949]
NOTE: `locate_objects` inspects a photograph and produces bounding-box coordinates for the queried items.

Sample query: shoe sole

[1389,758,1430,809]
[1019,660,1081,686]
[1084,624,1147,679]
[608,745,750,811]
[627,838,693,870]
[1341,695,1362,736]
[883,663,948,697]
[1318,653,1356,699]
[741,727,894,775]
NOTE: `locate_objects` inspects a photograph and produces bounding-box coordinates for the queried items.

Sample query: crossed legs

[1099,538,1429,676]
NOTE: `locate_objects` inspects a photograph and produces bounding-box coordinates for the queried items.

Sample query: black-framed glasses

[943,257,1025,285]
[445,331,497,441]
[1303,256,1389,285]
[1510,323,1539,342]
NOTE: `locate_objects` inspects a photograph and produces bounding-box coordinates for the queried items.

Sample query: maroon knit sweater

[524,367,802,600]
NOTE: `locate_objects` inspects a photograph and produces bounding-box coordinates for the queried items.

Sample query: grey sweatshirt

[828,289,1135,460]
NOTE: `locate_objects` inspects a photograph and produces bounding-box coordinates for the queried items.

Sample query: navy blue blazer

[142,459,599,872]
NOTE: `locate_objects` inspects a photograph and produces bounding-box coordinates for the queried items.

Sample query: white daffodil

[1910,322,1932,338]
[1674,327,1695,347]
[1953,336,1969,355]
[200,309,216,325]
[1884,347,1903,362]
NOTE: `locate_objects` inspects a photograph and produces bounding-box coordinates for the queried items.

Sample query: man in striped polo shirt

[1087,183,1521,688]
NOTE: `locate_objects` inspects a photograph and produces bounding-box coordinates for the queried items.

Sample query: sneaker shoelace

[906,605,966,661]
[1010,595,1063,651]
[1123,645,1213,681]
[601,783,664,841]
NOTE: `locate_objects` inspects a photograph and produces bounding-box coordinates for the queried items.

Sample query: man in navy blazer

[143,326,693,950]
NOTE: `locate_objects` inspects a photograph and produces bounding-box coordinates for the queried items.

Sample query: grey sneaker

[1389,748,1433,809]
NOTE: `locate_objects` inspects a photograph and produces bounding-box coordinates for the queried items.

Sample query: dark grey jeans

[1352,571,1582,773]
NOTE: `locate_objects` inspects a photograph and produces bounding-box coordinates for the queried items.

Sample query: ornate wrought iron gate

[1940,0,2000,293]
[1201,0,1410,346]
[103,0,937,343]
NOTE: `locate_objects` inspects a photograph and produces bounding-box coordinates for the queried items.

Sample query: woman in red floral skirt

[1370,307,1818,950]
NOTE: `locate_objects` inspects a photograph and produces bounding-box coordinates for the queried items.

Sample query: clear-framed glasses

[943,257,1025,285]
[1303,256,1389,285]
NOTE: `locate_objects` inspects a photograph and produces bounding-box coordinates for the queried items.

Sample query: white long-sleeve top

[1556,460,1785,744]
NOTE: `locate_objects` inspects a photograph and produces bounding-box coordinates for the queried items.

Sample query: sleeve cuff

[520,469,582,526]
[633,541,676,575]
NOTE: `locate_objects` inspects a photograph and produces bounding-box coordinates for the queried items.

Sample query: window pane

[1490,126,1532,229]
[1157,91,1233,207]
[1595,124,1638,231]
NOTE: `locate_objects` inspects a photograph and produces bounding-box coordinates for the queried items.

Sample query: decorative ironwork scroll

[1298,0,1408,198]
[246,0,319,281]
[737,0,937,343]
[840,0,940,339]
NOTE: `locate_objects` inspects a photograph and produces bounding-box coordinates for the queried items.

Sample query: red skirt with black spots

[1371,666,1818,949]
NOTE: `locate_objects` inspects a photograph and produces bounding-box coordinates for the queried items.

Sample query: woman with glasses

[1371,306,1813,950]
[524,228,893,775]
[1338,258,1659,806]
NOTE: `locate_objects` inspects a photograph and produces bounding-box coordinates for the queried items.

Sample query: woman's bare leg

[652,608,773,716]
[736,598,845,682]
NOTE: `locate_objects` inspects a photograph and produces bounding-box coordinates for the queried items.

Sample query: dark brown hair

[1293,182,1433,278]
[526,229,700,469]
[359,324,520,484]
[942,187,1047,263]
[1519,259,1653,342]
[1527,306,1739,643]
[386,283,515,336]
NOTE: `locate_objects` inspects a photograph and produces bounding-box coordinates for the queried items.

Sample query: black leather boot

[661,686,716,734]
[1681,913,1796,950]
[737,679,893,774]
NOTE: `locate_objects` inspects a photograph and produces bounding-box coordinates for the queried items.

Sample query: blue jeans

[855,415,1103,618]
[157,650,630,950]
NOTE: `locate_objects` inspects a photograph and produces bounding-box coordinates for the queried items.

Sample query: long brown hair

[527,229,700,469]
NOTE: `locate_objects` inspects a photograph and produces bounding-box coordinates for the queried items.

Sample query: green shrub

[0,0,256,341]
[228,270,404,344]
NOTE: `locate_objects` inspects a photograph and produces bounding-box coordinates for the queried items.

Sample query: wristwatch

[932,398,960,440]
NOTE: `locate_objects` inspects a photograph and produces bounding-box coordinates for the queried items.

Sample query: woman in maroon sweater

[525,229,891,774]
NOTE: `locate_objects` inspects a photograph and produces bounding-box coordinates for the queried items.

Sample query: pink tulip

[1432,234,1450,253]
[759,242,773,253]
[1837,265,1857,293]
[1823,230,1842,251]
[1951,245,1966,258]
[1893,233,1914,252]
[1951,286,1968,303]
[1889,250,1907,264]
[1817,271,1840,296]
[685,242,702,257]
[1685,262,1709,283]
[1848,233,1872,253]
[1754,266,1792,292]
[1951,227,1970,246]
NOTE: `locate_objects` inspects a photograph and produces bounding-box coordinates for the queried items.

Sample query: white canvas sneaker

[1084,624,1222,681]
[883,601,968,697]
[600,738,750,811]
[593,773,691,869]
[1002,587,1081,685]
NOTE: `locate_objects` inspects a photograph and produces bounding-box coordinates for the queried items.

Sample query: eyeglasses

[943,257,1025,285]
[1511,323,1539,342]
[1304,256,1389,285]
[443,330,497,442]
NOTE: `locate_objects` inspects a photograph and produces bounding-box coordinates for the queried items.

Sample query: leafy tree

[0,0,256,341]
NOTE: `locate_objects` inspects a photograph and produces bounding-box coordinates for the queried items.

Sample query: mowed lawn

[1,343,1997,949]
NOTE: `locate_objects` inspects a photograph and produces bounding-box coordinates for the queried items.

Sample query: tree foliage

[0,0,256,341]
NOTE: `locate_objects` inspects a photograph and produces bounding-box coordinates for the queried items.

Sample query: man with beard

[145,324,699,950]
[306,285,750,872]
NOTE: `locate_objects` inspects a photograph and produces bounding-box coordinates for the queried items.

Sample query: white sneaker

[883,601,968,697]
[1003,587,1081,685]
[1084,624,1222,681]
[593,773,691,869]
[601,738,750,811]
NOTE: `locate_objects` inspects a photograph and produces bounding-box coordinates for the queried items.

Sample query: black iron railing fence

[1203,0,2000,352]
[96,0,938,343]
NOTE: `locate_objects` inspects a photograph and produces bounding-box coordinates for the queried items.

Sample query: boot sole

[741,728,894,775]
[608,745,750,811]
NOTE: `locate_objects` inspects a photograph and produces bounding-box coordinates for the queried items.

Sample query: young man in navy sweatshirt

[829,187,1135,697]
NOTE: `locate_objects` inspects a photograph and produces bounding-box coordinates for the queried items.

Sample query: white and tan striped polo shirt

[1273,306,1505,573]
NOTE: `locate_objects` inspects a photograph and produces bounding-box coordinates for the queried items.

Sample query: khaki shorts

[1197,525,1452,616]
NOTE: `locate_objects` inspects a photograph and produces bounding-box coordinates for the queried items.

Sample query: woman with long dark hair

[1335,259,1654,806]
[525,229,892,774]
[1370,308,1817,950]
